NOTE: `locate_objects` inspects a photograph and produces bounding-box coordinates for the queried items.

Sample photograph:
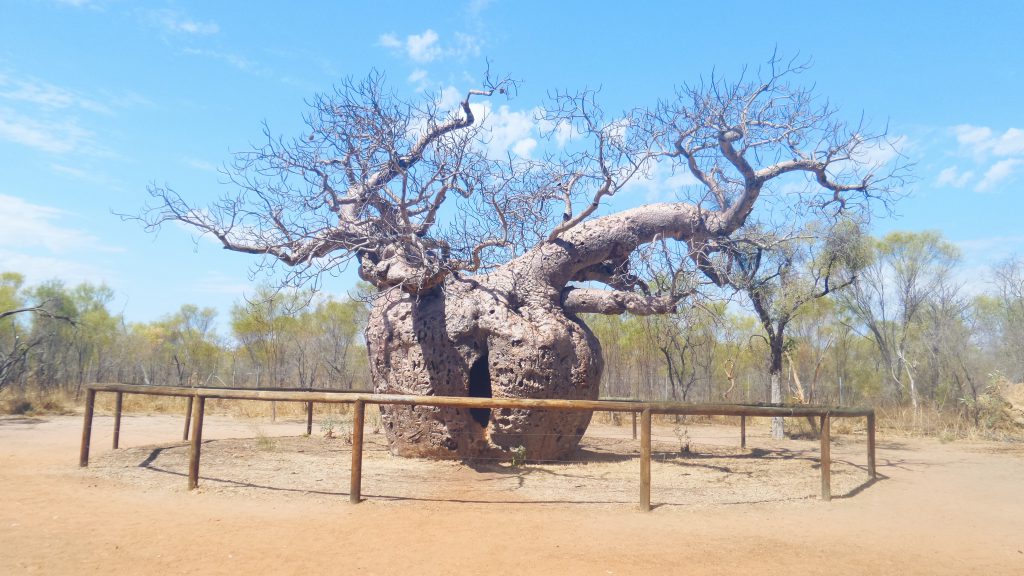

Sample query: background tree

[698,221,869,438]
[642,304,719,403]
[230,286,308,389]
[981,256,1024,382]
[840,231,960,412]
[158,305,222,387]
[135,58,902,460]
[304,295,370,390]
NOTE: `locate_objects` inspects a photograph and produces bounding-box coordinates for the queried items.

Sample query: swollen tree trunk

[367,268,602,460]
[367,202,724,461]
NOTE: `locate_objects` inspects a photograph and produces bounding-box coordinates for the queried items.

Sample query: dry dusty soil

[2,408,1023,575]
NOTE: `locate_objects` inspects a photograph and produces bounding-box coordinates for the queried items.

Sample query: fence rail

[79,383,877,511]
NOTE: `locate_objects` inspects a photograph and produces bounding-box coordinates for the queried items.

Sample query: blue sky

[2,0,1023,331]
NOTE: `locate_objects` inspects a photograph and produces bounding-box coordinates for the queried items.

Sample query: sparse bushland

[4,236,1024,442]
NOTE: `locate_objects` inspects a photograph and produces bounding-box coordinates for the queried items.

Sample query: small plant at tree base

[320,417,338,439]
[254,427,276,451]
[510,445,527,467]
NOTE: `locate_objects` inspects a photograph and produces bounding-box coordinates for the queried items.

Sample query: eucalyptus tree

[161,304,221,386]
[840,231,961,410]
[698,221,869,438]
[137,57,900,459]
[0,273,37,392]
[984,256,1024,381]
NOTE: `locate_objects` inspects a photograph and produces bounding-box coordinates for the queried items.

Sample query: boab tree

[137,59,900,460]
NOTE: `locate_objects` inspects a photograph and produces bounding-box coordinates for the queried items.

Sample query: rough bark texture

[365,202,727,460]
[367,270,602,460]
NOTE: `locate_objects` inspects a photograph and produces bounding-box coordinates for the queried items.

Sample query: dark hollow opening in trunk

[468,350,492,427]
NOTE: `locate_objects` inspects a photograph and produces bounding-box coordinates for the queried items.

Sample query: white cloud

[466,0,493,17]
[378,29,481,63]
[975,158,1023,192]
[407,69,430,91]
[626,160,700,203]
[193,271,251,295]
[437,86,463,110]
[0,107,94,153]
[470,102,539,158]
[554,121,578,148]
[151,9,219,35]
[0,71,141,157]
[955,234,1024,255]
[48,163,118,188]
[512,138,537,157]
[377,33,402,49]
[852,134,906,167]
[407,29,441,63]
[182,48,255,71]
[993,127,1024,156]
[953,234,1024,295]
[936,166,974,188]
[954,124,992,147]
[945,124,1024,193]
[183,157,219,173]
[604,118,630,145]
[0,194,121,254]
[54,0,97,7]
[537,116,580,148]
[452,32,482,59]
[0,249,112,286]
[0,72,109,114]
[953,124,1024,158]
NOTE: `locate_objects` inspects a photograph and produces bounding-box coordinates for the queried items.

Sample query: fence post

[640,408,652,512]
[867,412,876,479]
[187,395,206,490]
[740,415,747,449]
[79,388,96,467]
[306,401,314,436]
[632,411,637,440]
[820,414,831,501]
[182,396,193,442]
[350,400,365,504]
[112,391,124,449]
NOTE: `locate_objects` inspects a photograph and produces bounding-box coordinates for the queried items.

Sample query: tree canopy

[136,56,905,313]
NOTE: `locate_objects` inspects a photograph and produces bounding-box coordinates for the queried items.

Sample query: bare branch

[561,287,682,315]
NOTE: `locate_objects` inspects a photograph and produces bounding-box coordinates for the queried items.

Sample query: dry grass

[4,382,1021,443]
[0,390,75,416]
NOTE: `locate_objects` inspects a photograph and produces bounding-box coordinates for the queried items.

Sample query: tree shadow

[0,416,48,426]
[117,435,903,507]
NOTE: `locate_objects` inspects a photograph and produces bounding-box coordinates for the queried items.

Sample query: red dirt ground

[2,412,1023,575]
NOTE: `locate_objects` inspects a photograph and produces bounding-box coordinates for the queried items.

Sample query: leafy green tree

[68,283,120,395]
[160,305,221,386]
[230,286,310,388]
[0,273,31,392]
[306,296,369,389]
